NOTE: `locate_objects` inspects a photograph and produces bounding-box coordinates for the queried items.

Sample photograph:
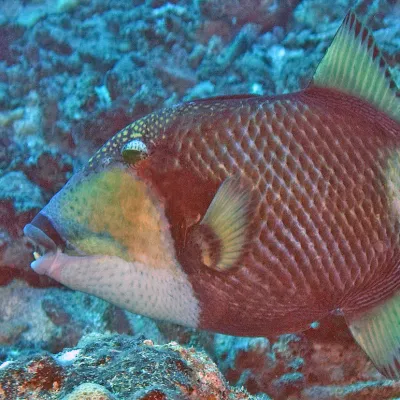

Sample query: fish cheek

[56,167,178,271]
[55,168,134,258]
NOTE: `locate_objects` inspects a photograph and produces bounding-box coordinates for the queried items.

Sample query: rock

[0,321,29,345]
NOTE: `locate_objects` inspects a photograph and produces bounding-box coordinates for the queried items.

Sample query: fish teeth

[33,251,41,260]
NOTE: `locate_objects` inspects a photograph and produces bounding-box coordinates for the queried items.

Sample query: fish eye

[121,139,148,164]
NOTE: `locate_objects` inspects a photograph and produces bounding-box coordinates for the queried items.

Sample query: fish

[24,11,400,379]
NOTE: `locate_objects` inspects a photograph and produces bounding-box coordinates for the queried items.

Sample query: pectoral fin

[188,176,253,271]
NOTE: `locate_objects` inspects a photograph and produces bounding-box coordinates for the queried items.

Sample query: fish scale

[139,89,399,335]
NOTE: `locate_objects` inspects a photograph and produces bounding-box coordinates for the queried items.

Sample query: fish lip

[24,212,68,254]
[30,248,61,276]
[24,223,64,278]
[24,223,57,253]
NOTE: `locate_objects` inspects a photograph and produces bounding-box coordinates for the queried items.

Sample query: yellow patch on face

[59,168,176,271]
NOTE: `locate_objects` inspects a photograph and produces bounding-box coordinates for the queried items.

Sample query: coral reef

[0,0,399,398]
[1,328,399,399]
[0,333,260,400]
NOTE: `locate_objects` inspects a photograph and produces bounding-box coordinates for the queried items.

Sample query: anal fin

[346,291,400,379]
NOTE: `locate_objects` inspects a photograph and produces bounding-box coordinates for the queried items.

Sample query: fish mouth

[24,213,67,274]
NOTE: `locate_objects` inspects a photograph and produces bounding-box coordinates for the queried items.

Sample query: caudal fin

[346,291,400,379]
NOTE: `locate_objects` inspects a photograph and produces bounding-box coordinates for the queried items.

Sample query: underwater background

[0,0,399,399]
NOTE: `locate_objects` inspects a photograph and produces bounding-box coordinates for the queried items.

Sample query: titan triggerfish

[24,11,400,378]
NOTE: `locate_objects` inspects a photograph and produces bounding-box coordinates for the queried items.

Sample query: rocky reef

[0,333,256,400]
[1,0,400,399]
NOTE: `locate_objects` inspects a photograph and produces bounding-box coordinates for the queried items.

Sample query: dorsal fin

[311,10,399,123]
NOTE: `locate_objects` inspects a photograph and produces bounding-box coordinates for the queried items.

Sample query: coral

[213,334,307,397]
[12,91,43,138]
[184,80,215,100]
[302,380,400,399]
[0,354,64,399]
[62,383,117,400]
[0,279,167,355]
[293,0,351,29]
[56,0,81,13]
[0,321,28,345]
[0,108,23,127]
[166,341,229,399]
[197,0,300,31]
[103,305,133,335]
[0,22,24,65]
[0,171,44,213]
[214,24,261,73]
[208,318,399,399]
[0,333,260,399]
[1,329,399,399]
[0,0,83,28]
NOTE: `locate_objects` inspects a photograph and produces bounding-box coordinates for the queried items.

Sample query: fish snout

[24,213,66,251]
[24,213,67,278]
